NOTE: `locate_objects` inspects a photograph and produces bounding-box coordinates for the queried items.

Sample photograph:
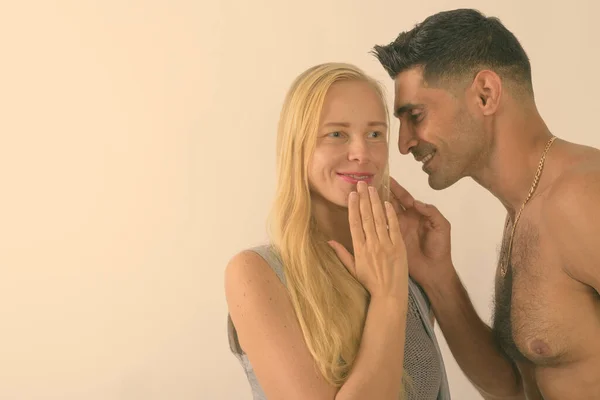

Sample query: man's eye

[411,113,421,121]
[368,131,382,138]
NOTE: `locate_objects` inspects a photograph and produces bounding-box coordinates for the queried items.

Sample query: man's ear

[471,70,502,116]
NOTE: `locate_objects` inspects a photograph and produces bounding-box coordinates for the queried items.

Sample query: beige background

[0,1,598,399]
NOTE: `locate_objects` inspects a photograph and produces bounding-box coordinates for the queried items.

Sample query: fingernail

[415,200,426,207]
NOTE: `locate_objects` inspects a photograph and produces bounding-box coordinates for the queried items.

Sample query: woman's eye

[368,131,382,138]
[328,131,342,138]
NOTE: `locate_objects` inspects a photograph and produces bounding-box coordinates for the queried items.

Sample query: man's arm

[388,178,526,398]
[425,270,526,400]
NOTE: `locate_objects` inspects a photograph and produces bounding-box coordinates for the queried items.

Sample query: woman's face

[308,80,389,208]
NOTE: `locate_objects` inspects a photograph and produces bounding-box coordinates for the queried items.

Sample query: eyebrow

[393,103,423,118]
[322,121,388,128]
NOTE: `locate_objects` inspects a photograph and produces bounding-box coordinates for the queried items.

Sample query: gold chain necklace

[500,135,557,277]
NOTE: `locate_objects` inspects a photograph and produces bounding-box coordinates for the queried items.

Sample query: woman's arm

[225,250,408,400]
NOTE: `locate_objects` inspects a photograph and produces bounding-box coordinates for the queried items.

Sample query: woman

[225,63,450,399]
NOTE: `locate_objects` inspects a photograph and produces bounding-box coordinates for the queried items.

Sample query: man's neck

[470,109,556,217]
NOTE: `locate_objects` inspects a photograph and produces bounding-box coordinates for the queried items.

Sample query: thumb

[413,200,449,230]
[389,176,415,209]
[327,240,356,277]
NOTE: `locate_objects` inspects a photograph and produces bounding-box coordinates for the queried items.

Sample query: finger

[357,181,377,240]
[385,201,406,248]
[389,177,415,210]
[413,200,449,230]
[396,208,411,236]
[368,186,391,242]
[388,189,405,214]
[386,190,410,232]
[327,240,357,277]
[348,191,365,246]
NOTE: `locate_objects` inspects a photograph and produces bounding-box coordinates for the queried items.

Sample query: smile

[337,173,374,184]
[419,151,436,169]
[422,152,434,164]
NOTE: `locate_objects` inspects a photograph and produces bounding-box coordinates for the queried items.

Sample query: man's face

[393,67,484,190]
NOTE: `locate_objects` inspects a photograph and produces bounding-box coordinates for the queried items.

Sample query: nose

[347,137,371,164]
[398,122,418,155]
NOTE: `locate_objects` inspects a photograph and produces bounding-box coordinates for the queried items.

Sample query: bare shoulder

[224,250,335,399]
[541,156,600,289]
[224,248,290,339]
[543,156,600,214]
[224,249,286,313]
[225,249,276,285]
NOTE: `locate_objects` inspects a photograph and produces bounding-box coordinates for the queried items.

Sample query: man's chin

[428,173,461,191]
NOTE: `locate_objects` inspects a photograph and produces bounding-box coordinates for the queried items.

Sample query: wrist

[368,293,408,314]
[421,263,461,304]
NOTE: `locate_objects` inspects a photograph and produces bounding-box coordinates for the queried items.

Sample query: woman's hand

[328,181,408,300]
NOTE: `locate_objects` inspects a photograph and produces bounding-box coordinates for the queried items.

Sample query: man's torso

[492,144,600,399]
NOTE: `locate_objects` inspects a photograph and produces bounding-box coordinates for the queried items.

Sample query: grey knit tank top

[227,245,451,399]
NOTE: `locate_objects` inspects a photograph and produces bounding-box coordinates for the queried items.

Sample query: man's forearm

[426,269,524,399]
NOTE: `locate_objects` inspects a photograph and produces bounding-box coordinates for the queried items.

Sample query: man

[372,8,600,400]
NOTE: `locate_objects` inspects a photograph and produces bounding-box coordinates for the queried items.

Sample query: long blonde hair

[267,63,394,386]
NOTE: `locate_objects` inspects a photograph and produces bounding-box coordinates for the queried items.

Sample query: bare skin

[491,144,600,399]
[387,66,600,399]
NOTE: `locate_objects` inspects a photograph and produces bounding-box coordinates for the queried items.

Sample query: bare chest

[491,220,597,366]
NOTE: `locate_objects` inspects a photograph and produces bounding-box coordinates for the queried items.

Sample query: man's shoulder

[540,150,600,289]
[540,154,600,254]
[544,155,600,212]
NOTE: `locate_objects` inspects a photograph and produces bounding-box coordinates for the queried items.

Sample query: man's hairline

[391,65,474,91]
[391,66,468,116]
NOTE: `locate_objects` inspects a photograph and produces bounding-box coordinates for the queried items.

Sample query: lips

[421,151,434,165]
[337,172,374,184]
[416,150,436,170]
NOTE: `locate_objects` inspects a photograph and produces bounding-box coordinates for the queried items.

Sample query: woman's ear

[471,70,502,116]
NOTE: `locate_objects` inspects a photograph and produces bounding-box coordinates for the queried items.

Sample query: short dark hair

[372,9,533,93]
